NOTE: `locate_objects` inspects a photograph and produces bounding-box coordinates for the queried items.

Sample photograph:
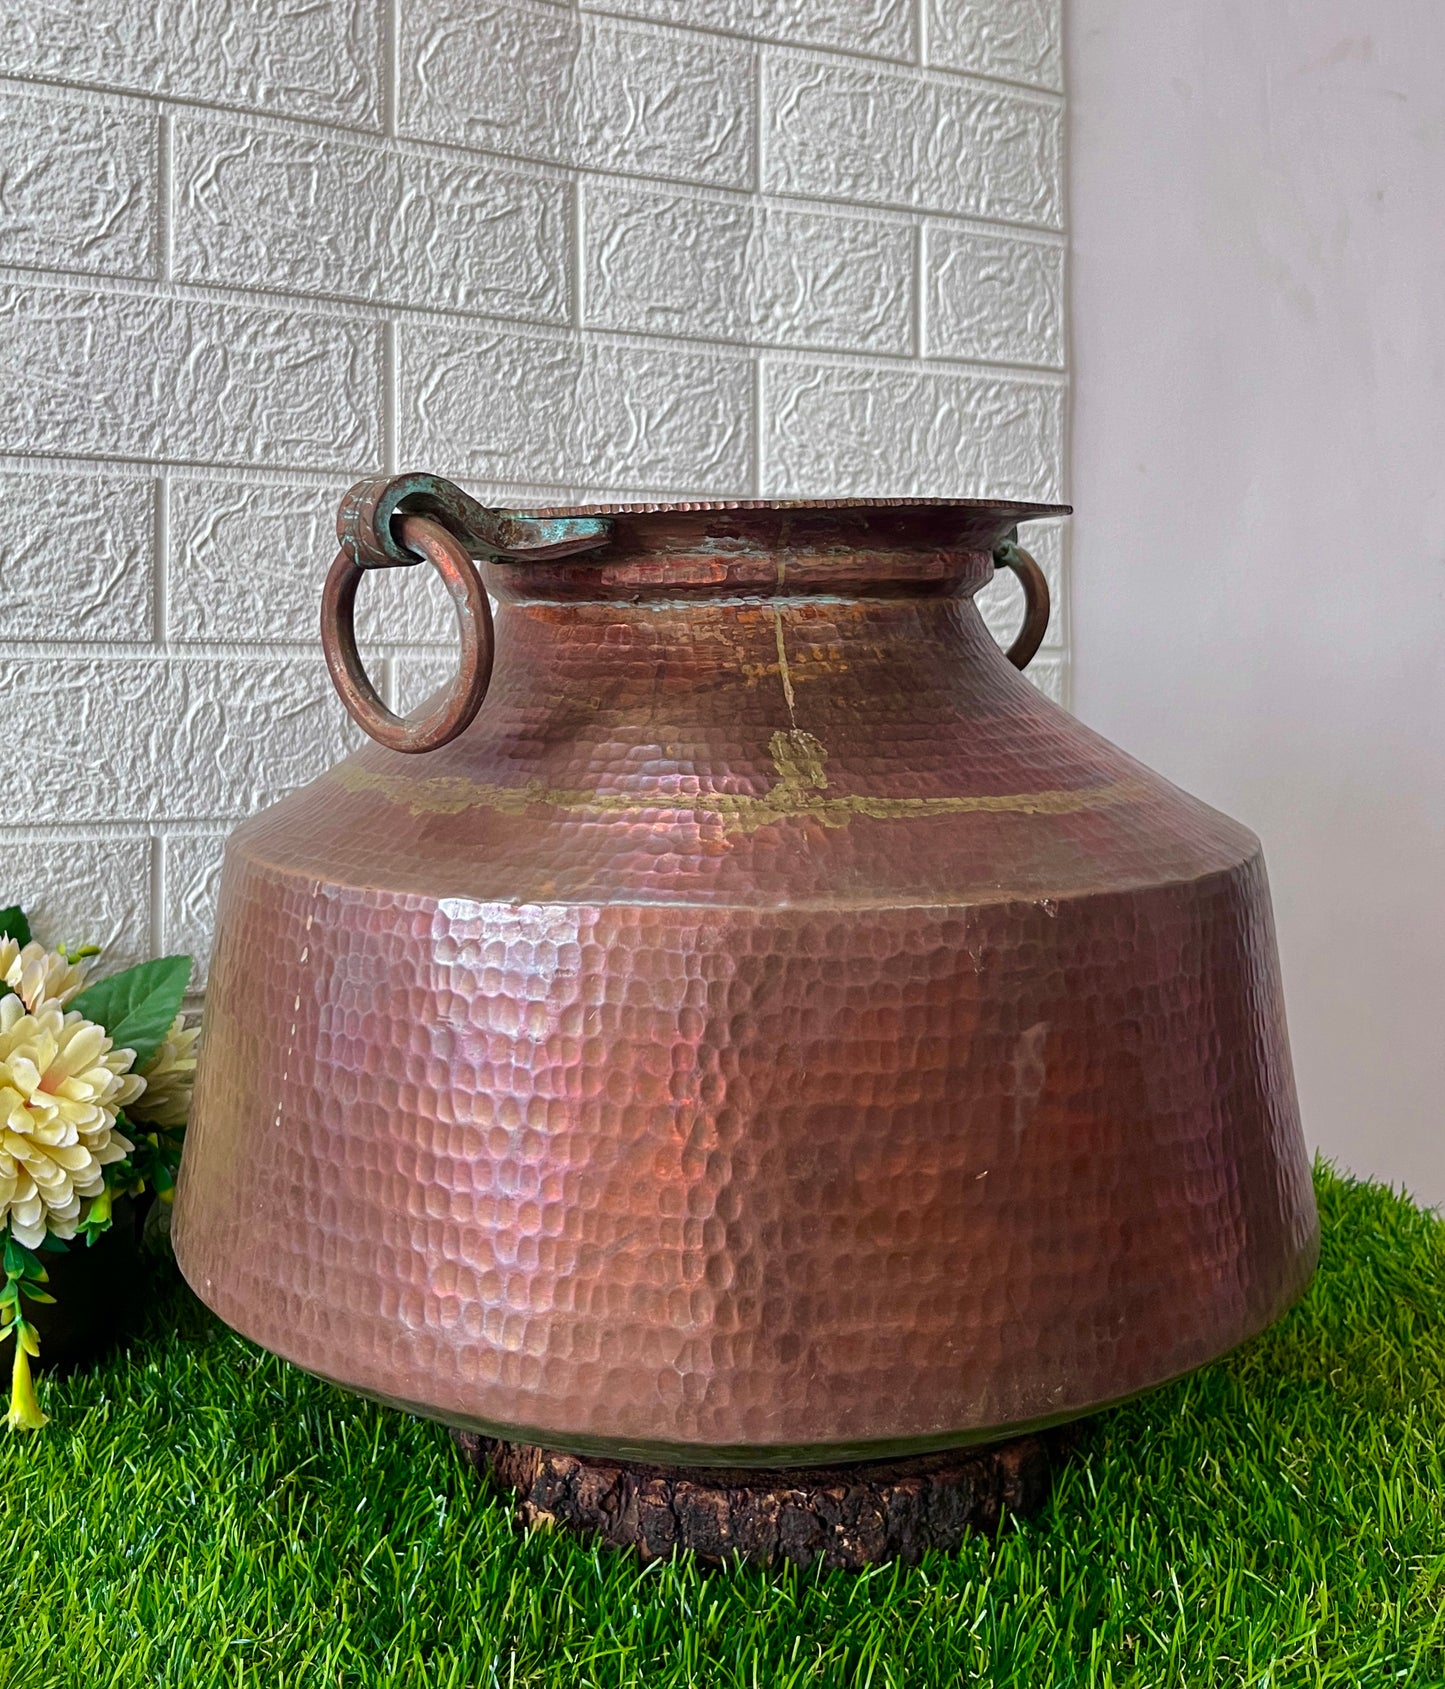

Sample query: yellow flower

[0,995,138,1249]
[6,1327,47,1432]
[0,939,94,1012]
[129,1014,199,1130]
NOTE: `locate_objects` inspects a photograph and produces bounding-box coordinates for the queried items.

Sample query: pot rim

[511,495,1072,519]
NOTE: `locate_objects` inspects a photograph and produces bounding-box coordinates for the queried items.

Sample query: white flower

[0,939,95,1013]
[129,1015,199,1130]
[0,996,139,1249]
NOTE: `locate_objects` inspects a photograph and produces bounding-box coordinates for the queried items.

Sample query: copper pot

[173,476,1317,1466]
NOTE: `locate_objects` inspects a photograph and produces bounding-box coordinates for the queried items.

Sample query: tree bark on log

[452,1429,1074,1569]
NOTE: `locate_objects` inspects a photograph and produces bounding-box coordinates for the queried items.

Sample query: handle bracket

[336,472,613,570]
[323,474,614,754]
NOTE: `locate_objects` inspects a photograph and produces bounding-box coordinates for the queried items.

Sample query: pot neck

[484,589,1016,730]
[484,501,1052,606]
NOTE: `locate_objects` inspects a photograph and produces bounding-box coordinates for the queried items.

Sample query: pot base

[452,1426,1075,1569]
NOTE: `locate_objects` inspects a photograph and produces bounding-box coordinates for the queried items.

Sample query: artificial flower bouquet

[0,903,195,1430]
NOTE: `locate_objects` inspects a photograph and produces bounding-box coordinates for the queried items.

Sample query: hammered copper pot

[172,475,1318,1466]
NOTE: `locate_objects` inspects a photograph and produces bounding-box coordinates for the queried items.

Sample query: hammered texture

[174,502,1317,1465]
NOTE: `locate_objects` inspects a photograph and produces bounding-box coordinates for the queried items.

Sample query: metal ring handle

[996,539,1051,670]
[321,513,493,753]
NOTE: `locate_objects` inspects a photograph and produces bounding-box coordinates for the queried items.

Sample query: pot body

[174,497,1317,1464]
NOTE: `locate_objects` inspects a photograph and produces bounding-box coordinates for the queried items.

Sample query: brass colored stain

[330,753,1151,835]
[769,728,829,792]
[772,607,799,726]
[736,649,850,687]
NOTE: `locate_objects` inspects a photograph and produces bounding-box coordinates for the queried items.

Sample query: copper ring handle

[321,512,494,754]
[997,540,1051,670]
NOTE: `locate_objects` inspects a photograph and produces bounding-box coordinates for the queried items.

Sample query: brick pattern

[0,0,1066,984]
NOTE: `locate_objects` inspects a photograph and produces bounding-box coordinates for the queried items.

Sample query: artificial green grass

[3,1163,1443,1688]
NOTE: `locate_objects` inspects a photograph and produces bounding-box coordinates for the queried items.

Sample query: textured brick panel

[927,0,1062,91]
[0,285,382,470]
[173,117,569,322]
[0,835,151,970]
[762,361,1063,499]
[161,833,228,989]
[0,468,154,641]
[167,477,455,647]
[573,18,754,186]
[402,326,752,491]
[765,57,1062,227]
[592,0,911,59]
[399,0,577,165]
[0,0,381,126]
[0,658,359,823]
[583,180,911,354]
[402,3,755,188]
[925,228,1065,368]
[0,87,157,278]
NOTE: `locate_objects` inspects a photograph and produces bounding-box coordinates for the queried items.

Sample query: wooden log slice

[452,1428,1074,1569]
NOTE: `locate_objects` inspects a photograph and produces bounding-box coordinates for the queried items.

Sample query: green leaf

[70,954,192,1070]
[35,1234,70,1256]
[0,906,30,946]
[103,1158,136,1190]
[2,1233,30,1280]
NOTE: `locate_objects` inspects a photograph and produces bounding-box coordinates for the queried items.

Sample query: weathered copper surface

[336,470,612,569]
[173,481,1318,1467]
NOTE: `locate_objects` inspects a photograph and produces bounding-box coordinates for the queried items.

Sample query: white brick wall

[0,0,1066,987]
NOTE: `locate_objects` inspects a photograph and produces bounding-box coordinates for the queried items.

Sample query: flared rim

[508,495,1072,519]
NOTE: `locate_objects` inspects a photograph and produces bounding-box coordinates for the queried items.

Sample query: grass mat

[3,1163,1443,1688]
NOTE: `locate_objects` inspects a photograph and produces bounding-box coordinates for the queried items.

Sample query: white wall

[1068,1,1445,1203]
[0,0,1067,988]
